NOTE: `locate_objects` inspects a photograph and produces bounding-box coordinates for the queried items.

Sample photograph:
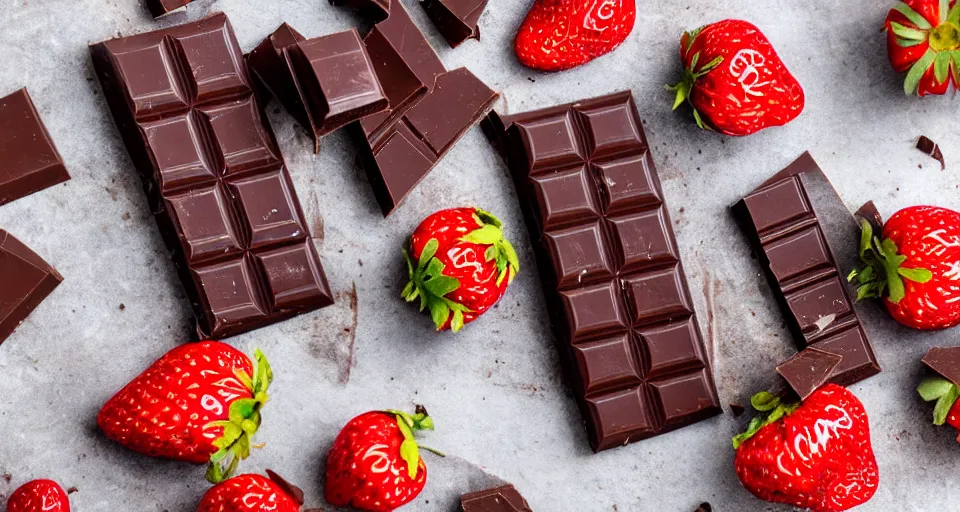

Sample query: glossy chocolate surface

[90,13,333,340]
[0,88,70,206]
[922,347,960,386]
[421,0,488,47]
[334,0,498,216]
[461,485,532,511]
[733,152,880,386]
[0,230,62,345]
[776,347,842,400]
[483,91,721,452]
[147,0,192,17]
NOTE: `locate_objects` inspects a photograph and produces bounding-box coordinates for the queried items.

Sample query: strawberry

[514,0,636,71]
[325,407,435,511]
[667,19,805,136]
[97,341,272,483]
[197,471,313,512]
[849,206,960,330]
[884,0,960,96]
[6,480,70,512]
[733,384,879,512]
[402,208,519,333]
[918,376,960,442]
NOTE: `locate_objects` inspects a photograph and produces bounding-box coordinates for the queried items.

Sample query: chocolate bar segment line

[483,91,721,452]
[733,152,880,386]
[90,13,333,340]
[0,230,63,346]
[0,88,71,206]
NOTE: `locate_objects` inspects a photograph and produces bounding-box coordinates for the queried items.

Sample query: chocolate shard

[484,91,722,452]
[461,485,532,512]
[147,0,193,18]
[922,347,960,386]
[729,402,746,417]
[420,0,488,48]
[90,13,334,340]
[777,347,843,400]
[248,26,388,150]
[733,152,881,387]
[334,0,498,216]
[329,0,392,21]
[0,88,70,206]
[0,230,63,345]
[917,135,945,170]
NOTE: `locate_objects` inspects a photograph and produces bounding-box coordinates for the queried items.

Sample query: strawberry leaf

[890,21,928,42]
[935,50,952,83]
[904,48,938,95]
[951,2,960,24]
[501,238,520,282]
[918,376,955,401]
[695,55,724,76]
[484,245,497,262]
[418,239,439,270]
[898,266,933,283]
[424,275,459,297]
[933,385,960,425]
[451,309,465,333]
[941,0,950,22]
[750,391,780,411]
[429,299,450,330]
[474,208,503,228]
[461,224,503,245]
[732,391,800,449]
[893,2,933,30]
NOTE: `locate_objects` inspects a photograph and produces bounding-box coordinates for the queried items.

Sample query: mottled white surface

[1,0,959,510]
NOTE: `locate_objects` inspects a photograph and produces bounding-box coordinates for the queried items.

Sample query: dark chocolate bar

[334,0,499,216]
[776,347,842,400]
[248,26,388,150]
[0,230,63,345]
[147,0,193,18]
[733,152,881,386]
[461,485,532,511]
[923,347,960,386]
[0,88,70,206]
[90,13,334,340]
[483,91,721,452]
[420,0,487,48]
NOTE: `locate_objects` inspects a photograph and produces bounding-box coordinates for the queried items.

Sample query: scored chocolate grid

[511,93,716,445]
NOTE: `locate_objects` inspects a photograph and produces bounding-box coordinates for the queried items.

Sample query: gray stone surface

[1,0,959,510]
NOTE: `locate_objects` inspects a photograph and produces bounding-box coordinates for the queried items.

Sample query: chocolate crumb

[917,135,945,170]
[2,473,11,482]
[695,503,712,512]
[119,303,125,311]
[730,402,746,417]
[66,487,78,494]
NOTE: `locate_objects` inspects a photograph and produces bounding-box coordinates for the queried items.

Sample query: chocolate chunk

[147,0,193,17]
[917,135,945,170]
[461,485,532,511]
[90,13,334,340]
[777,347,843,400]
[695,503,712,512]
[248,26,388,150]
[922,347,960,386]
[733,152,881,386]
[420,0,488,47]
[729,402,746,417]
[484,91,721,452]
[333,0,498,216]
[0,88,70,206]
[0,230,63,345]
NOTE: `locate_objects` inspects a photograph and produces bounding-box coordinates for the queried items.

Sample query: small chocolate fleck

[66,487,78,494]
[119,303,126,311]
[917,135,945,170]
[729,402,746,417]
[695,503,712,512]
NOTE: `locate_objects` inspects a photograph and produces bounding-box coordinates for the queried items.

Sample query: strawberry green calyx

[848,218,932,304]
[918,376,960,425]
[466,209,520,287]
[205,349,273,484]
[732,391,800,449]
[890,1,960,95]
[386,406,435,479]
[666,29,723,131]
[402,238,472,332]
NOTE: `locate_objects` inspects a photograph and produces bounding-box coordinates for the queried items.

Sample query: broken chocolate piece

[0,88,70,206]
[420,0,488,48]
[729,402,746,417]
[777,347,843,400]
[461,485,532,511]
[917,135,945,170]
[147,0,193,17]
[923,347,960,387]
[0,230,63,345]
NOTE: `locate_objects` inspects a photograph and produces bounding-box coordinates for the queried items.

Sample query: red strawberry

[6,480,70,512]
[97,341,272,483]
[667,19,805,136]
[850,206,960,329]
[402,208,519,332]
[197,471,310,512]
[918,375,960,442]
[733,384,879,511]
[325,407,434,511]
[884,0,960,96]
[514,0,636,71]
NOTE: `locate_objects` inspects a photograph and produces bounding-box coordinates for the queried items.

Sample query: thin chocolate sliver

[0,230,63,345]
[733,152,881,386]
[484,91,721,452]
[922,347,960,387]
[90,13,334,340]
[917,135,945,170]
[461,485,532,511]
[420,0,488,48]
[0,88,70,206]
[777,347,843,400]
[147,0,193,18]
